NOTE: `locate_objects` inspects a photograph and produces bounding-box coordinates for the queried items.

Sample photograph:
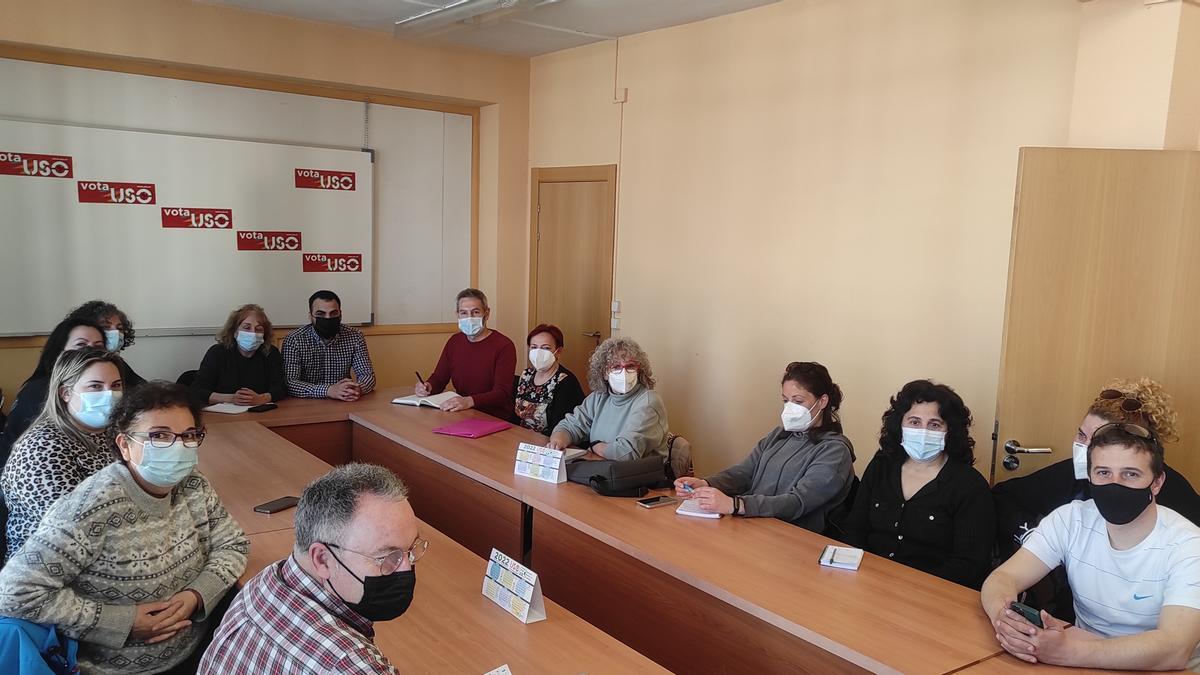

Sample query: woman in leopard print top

[1,349,124,559]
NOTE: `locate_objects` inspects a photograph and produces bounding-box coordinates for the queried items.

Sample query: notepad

[392,391,459,408]
[675,499,722,519]
[203,403,251,415]
[432,418,511,439]
[819,545,864,570]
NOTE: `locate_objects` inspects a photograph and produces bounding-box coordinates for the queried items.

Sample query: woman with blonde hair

[993,378,1200,614]
[190,303,286,407]
[2,348,124,558]
[546,336,669,461]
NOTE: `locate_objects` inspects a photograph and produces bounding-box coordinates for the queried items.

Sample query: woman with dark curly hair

[842,379,994,589]
[67,300,147,388]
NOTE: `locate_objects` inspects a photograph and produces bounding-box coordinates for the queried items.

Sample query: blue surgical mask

[236,330,264,352]
[71,390,121,429]
[133,439,198,488]
[901,427,946,462]
[458,316,484,337]
[104,329,123,352]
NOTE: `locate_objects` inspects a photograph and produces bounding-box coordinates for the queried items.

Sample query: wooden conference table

[200,419,663,674]
[205,388,1005,674]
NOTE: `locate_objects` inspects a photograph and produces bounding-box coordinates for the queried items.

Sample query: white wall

[0,56,471,382]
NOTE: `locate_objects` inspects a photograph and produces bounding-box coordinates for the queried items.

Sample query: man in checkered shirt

[283,290,376,399]
[199,464,425,673]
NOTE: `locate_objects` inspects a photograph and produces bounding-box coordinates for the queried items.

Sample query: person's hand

[691,487,735,514]
[327,379,360,402]
[440,395,474,412]
[414,381,432,397]
[130,600,189,644]
[1025,610,1092,666]
[992,604,1041,663]
[150,591,200,635]
[545,433,569,450]
[674,477,708,497]
[254,393,272,406]
[232,388,259,405]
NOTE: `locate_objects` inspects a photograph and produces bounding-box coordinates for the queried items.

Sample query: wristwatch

[732,495,743,516]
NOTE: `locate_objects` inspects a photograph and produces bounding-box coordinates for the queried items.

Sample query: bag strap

[588,476,649,498]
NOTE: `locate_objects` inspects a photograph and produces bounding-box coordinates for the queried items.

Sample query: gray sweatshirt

[553,384,669,461]
[0,462,249,674]
[706,427,855,532]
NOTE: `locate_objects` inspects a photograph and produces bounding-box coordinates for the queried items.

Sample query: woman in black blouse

[191,304,287,407]
[514,324,585,436]
[842,379,994,589]
[0,316,106,466]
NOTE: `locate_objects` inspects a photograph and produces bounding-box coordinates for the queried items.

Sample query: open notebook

[819,545,864,571]
[392,391,458,408]
[203,403,251,415]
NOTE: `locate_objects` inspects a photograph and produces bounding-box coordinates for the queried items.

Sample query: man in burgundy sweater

[415,288,517,421]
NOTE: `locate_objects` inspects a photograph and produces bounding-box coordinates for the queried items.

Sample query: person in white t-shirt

[981,422,1200,670]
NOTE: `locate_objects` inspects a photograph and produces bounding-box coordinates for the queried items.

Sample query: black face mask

[1090,481,1154,525]
[325,547,416,622]
[313,316,342,340]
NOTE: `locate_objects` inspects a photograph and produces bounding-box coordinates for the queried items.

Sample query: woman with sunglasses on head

[0,381,248,675]
[546,336,669,461]
[993,378,1200,616]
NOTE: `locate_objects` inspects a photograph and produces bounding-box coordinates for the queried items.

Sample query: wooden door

[992,147,1200,485]
[529,166,617,391]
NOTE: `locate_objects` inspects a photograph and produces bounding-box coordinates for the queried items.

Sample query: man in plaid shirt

[283,290,376,399]
[199,464,425,673]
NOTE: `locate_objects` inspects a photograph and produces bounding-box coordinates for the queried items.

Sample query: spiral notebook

[675,499,722,519]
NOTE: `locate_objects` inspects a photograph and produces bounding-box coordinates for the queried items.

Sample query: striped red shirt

[198,556,397,674]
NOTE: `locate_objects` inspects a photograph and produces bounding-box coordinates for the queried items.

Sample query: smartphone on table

[254,496,299,514]
[637,495,679,509]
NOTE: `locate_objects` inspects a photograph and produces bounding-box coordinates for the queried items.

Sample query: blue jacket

[0,618,78,674]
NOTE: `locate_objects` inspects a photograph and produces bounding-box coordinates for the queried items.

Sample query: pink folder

[431,418,511,439]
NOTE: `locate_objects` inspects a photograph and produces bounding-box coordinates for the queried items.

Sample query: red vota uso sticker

[295,168,355,191]
[161,207,233,229]
[303,253,362,272]
[77,181,156,204]
[0,151,73,178]
[237,231,302,251]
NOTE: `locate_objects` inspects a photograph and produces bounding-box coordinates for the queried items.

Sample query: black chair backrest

[177,370,198,387]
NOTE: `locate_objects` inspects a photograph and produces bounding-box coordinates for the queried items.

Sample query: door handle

[581,331,601,338]
[1004,440,1053,455]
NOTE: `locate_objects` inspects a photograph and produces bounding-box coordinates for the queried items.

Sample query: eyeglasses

[126,429,206,448]
[1099,389,1143,413]
[324,537,429,575]
[608,364,639,375]
[1092,422,1159,446]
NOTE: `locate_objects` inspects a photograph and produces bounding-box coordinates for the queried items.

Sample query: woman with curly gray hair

[546,336,669,461]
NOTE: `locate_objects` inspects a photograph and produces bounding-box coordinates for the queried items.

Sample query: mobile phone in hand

[1009,601,1044,628]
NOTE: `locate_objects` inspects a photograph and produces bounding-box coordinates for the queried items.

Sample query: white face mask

[781,401,819,432]
[608,369,637,395]
[529,348,556,371]
[1072,441,1090,480]
[901,427,946,462]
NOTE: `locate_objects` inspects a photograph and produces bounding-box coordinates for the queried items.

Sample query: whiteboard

[0,118,373,334]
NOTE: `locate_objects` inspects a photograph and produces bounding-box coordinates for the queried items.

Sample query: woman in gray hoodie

[675,361,855,534]
[547,336,669,461]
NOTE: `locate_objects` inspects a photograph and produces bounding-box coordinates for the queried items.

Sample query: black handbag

[566,455,668,498]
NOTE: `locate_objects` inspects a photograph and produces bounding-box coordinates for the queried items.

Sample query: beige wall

[0,0,530,404]
[530,0,1083,476]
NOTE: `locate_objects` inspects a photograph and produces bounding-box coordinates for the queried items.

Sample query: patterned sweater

[0,462,249,674]
[1,420,113,559]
